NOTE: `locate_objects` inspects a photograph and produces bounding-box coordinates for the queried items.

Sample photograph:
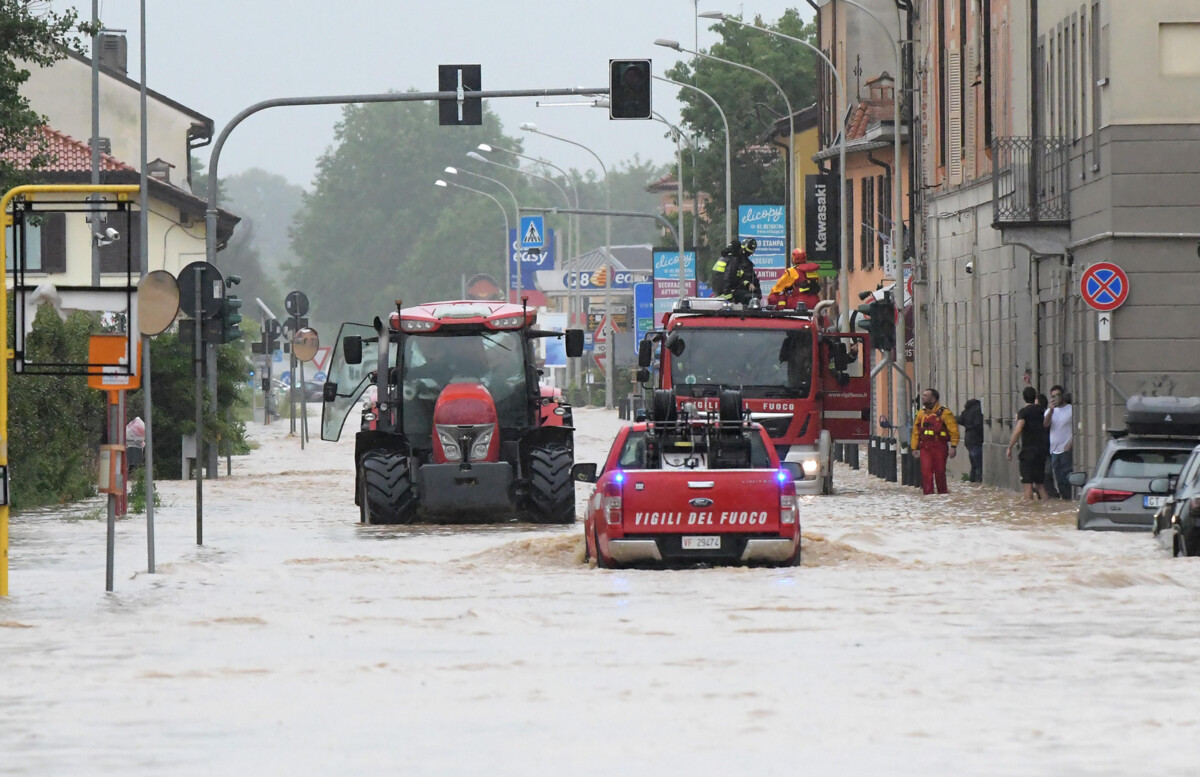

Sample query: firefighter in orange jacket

[767,249,821,310]
[910,387,959,494]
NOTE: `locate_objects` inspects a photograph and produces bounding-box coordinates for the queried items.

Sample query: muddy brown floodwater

[2,407,1197,776]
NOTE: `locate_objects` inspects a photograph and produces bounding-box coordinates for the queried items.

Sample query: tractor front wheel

[528,445,575,524]
[360,450,417,525]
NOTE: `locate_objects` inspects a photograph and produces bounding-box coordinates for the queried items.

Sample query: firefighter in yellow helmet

[768,248,822,310]
[710,238,761,304]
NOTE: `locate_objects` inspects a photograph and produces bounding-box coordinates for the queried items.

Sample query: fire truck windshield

[669,328,812,397]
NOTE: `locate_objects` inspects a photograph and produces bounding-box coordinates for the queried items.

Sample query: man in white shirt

[1044,385,1073,500]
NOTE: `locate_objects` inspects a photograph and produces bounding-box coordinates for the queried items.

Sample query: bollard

[868,436,879,477]
[899,442,911,486]
[833,443,843,463]
[885,438,898,482]
[848,442,860,470]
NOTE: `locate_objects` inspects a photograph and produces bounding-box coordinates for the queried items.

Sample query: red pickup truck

[573,391,801,568]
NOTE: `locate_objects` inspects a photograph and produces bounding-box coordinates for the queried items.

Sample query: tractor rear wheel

[360,450,417,525]
[529,445,575,524]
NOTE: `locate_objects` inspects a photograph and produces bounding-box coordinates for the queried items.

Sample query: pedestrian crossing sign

[520,215,544,249]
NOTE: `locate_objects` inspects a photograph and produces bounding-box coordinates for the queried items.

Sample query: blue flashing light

[614,470,626,485]
[776,469,790,484]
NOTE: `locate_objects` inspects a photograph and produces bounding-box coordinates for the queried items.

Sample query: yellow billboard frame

[1,184,140,596]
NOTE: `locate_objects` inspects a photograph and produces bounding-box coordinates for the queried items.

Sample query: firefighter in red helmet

[767,248,821,311]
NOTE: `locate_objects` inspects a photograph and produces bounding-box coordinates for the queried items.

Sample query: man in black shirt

[1005,386,1050,500]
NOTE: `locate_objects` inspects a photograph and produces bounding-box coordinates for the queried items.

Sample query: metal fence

[992,137,1071,225]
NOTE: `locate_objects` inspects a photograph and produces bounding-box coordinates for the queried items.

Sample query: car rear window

[617,430,771,469]
[1105,449,1192,479]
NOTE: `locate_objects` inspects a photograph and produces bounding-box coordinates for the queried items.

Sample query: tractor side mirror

[322,382,338,403]
[565,329,585,358]
[1067,471,1087,487]
[343,335,363,365]
[1149,477,1173,495]
[781,461,803,481]
[636,367,650,384]
[666,331,685,357]
[637,338,653,368]
[570,462,598,483]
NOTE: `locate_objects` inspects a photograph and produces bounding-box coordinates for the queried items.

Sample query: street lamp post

[467,149,578,385]
[443,166,522,300]
[434,179,509,294]
[654,38,796,258]
[652,112,692,302]
[520,123,615,410]
[697,12,852,330]
[654,74,732,246]
[478,143,582,385]
[816,0,908,430]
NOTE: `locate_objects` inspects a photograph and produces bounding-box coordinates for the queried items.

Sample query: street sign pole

[193,266,204,546]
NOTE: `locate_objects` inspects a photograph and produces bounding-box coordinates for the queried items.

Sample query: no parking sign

[1080,262,1129,312]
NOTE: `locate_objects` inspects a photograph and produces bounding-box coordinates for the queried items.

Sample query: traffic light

[854,291,874,333]
[265,319,281,351]
[221,295,244,343]
[609,59,652,119]
[871,294,897,353]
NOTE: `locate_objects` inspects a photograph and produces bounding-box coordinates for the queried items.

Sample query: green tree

[223,168,305,280]
[288,98,672,327]
[665,10,818,273]
[6,299,105,511]
[0,2,96,190]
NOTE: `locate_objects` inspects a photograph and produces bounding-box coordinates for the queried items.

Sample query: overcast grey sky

[56,1,812,189]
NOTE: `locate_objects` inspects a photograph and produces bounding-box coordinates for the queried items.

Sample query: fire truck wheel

[529,445,575,524]
[651,389,677,423]
[719,389,743,422]
[360,450,417,525]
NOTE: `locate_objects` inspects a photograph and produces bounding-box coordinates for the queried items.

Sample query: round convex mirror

[292,327,320,362]
[137,270,181,335]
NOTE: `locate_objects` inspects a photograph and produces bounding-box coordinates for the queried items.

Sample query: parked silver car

[1069,436,1196,531]
[1150,444,1200,555]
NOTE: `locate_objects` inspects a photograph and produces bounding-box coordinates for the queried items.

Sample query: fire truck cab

[639,297,872,495]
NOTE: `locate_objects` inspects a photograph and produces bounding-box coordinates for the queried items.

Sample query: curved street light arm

[435,179,510,289]
[655,74,732,245]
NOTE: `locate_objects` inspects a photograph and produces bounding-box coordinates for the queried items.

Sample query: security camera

[105,227,120,241]
[965,261,974,275]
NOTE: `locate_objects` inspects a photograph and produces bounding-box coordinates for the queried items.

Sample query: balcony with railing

[992,137,1071,226]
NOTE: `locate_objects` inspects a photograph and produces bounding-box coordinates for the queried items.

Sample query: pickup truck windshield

[669,328,812,396]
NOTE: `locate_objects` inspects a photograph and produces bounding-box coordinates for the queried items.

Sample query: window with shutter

[947,51,963,184]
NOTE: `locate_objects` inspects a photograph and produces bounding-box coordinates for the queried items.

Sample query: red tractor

[320,300,583,524]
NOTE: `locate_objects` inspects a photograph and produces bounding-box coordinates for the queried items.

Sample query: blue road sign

[634,282,654,346]
[520,215,545,249]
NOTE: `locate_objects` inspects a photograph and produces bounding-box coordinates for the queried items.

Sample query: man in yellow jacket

[910,388,959,494]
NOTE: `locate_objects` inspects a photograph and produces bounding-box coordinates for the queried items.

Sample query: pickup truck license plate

[1144,495,1167,508]
[682,536,721,550]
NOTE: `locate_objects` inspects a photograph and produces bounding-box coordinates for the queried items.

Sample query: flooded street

[3,407,1198,776]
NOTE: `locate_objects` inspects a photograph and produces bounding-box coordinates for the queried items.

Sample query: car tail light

[1086,488,1135,505]
[779,475,797,524]
[603,475,623,525]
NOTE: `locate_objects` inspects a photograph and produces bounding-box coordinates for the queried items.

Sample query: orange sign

[86,334,141,392]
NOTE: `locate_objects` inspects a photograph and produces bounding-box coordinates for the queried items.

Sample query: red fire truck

[574,391,801,568]
[638,298,871,495]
